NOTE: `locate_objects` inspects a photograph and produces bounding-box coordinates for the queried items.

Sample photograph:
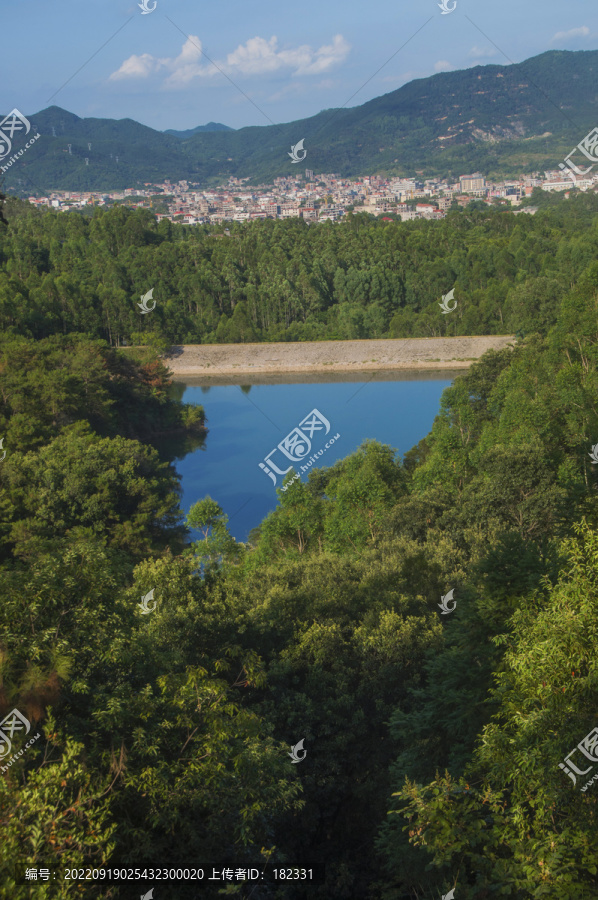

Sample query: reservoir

[170,371,457,542]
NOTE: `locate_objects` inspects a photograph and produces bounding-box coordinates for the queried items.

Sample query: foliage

[381,522,598,899]
[0,333,205,452]
[185,497,244,574]
[1,192,598,348]
[4,187,598,898]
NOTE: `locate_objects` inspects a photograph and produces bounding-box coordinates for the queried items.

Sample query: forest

[2,189,598,349]
[2,189,598,898]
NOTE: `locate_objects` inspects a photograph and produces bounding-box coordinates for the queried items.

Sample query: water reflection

[165,370,457,542]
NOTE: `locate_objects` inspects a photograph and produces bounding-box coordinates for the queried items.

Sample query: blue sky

[1,0,596,131]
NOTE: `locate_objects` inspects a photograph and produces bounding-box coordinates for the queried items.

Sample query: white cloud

[109,52,166,80]
[295,35,351,75]
[468,45,498,58]
[552,25,590,42]
[109,33,351,86]
[164,37,206,87]
[434,60,454,72]
[225,36,286,76]
[224,35,351,76]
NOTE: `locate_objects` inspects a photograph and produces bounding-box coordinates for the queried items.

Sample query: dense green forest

[3,189,598,898]
[2,189,598,348]
[8,50,598,191]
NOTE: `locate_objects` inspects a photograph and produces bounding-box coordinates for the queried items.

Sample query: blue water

[173,372,455,542]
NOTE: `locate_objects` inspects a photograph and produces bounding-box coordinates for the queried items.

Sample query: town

[27,166,598,223]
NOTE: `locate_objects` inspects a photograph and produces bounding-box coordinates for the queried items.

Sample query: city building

[460,173,486,193]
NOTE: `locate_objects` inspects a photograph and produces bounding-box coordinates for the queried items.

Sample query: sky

[1,0,597,132]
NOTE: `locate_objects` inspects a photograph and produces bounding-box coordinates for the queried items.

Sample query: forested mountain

[6,48,598,192]
[0,189,596,348]
[3,190,598,898]
[163,122,235,138]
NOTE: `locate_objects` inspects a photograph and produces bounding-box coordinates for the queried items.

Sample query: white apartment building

[391,179,416,195]
[460,173,486,192]
[319,208,345,221]
[542,179,593,192]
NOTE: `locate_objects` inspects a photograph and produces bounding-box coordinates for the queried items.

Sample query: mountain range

[3,49,598,194]
[163,122,234,138]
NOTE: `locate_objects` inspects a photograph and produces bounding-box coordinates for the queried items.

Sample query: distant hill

[164,123,234,138]
[4,49,598,194]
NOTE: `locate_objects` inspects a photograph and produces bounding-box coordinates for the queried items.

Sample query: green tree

[382,521,598,900]
[186,497,243,573]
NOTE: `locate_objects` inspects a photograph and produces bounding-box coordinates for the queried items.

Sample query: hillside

[4,49,598,192]
[4,194,598,895]
[163,122,235,138]
[0,189,596,347]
